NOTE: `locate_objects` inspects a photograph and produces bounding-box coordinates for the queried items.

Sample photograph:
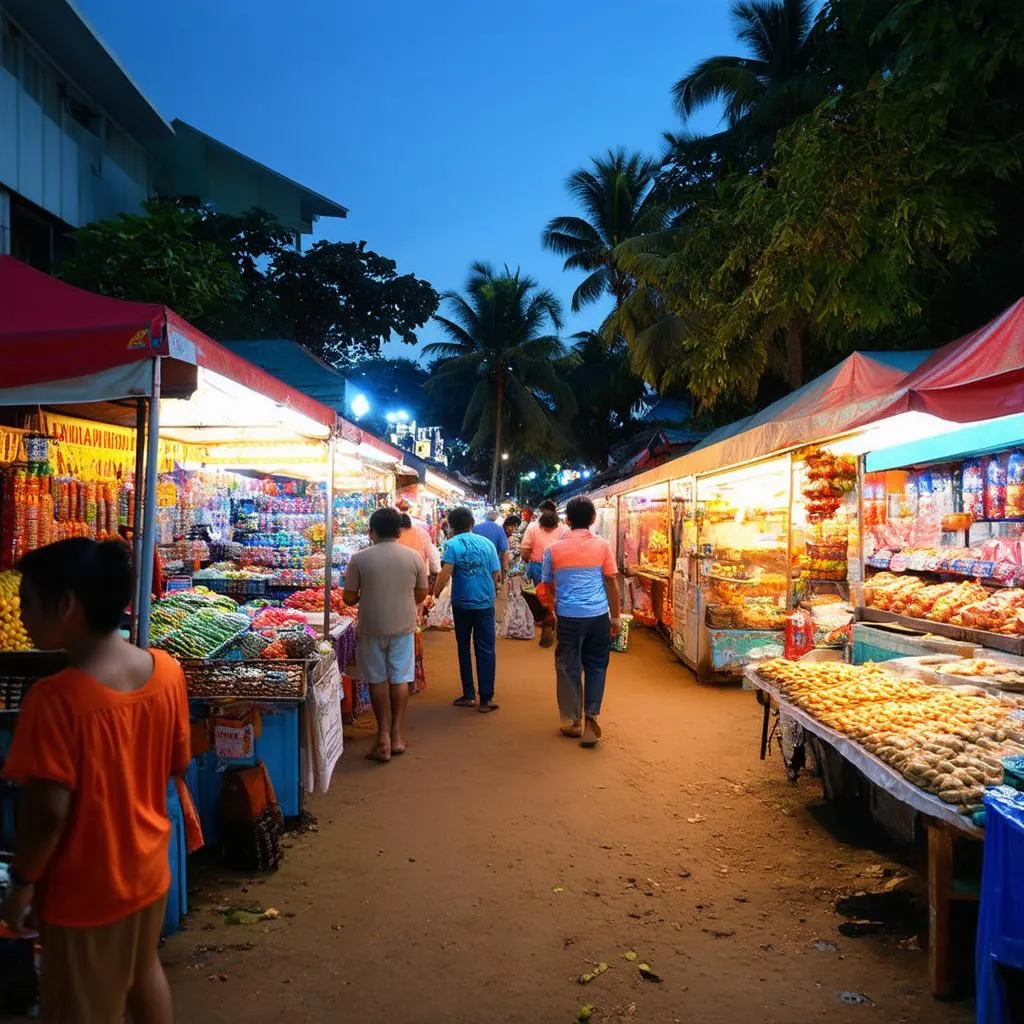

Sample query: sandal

[452,697,477,708]
[477,702,500,714]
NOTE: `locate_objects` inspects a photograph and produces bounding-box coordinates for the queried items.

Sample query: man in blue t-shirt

[431,506,502,713]
[473,509,509,576]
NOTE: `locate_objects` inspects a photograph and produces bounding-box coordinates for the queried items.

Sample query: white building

[0,0,346,269]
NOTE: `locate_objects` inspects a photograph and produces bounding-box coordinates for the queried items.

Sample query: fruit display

[755,659,1024,814]
[261,631,319,659]
[284,587,347,615]
[251,608,308,630]
[0,571,31,651]
[156,608,251,659]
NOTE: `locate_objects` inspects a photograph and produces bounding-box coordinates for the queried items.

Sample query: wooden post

[927,822,953,999]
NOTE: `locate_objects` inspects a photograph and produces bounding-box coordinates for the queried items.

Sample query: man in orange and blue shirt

[540,497,621,747]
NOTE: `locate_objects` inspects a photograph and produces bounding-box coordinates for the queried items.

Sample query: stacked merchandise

[756,658,1024,816]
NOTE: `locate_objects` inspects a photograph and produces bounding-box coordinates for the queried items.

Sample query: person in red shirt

[0,538,190,1024]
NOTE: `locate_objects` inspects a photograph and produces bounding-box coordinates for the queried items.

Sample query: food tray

[182,659,308,700]
[159,611,254,661]
[859,607,1024,655]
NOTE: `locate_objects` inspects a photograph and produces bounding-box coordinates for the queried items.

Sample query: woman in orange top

[0,538,190,1024]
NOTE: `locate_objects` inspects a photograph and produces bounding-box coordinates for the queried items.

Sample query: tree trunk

[489,374,505,501]
[783,316,804,391]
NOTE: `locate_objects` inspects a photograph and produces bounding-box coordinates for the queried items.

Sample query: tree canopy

[58,200,439,365]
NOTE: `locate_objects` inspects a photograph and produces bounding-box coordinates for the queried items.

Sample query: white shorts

[357,632,416,684]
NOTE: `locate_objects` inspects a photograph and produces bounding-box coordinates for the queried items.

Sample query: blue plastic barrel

[977,786,1024,1022]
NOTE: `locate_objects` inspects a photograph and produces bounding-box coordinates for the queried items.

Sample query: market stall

[618,482,672,633]
[743,654,1024,996]
[0,257,410,929]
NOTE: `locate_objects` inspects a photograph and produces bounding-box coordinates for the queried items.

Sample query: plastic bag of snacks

[611,614,633,653]
[784,609,815,660]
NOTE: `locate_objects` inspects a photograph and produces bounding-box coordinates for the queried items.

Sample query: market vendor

[0,537,190,1023]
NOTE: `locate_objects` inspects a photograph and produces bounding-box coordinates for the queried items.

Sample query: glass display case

[862,446,1024,649]
[593,497,618,563]
[693,458,790,677]
[620,484,672,631]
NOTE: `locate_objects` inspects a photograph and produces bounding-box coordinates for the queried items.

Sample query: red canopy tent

[851,298,1024,427]
[0,255,336,426]
[0,256,380,643]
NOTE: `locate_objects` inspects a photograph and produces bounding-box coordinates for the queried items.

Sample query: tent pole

[130,397,147,644]
[136,358,162,648]
[323,433,336,639]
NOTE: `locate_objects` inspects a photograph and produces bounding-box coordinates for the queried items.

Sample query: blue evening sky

[77,0,735,357]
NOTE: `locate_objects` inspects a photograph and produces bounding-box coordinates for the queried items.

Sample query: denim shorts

[357,632,416,684]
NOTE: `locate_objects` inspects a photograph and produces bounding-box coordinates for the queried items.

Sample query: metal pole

[323,434,336,639]
[136,358,162,648]
[130,397,147,644]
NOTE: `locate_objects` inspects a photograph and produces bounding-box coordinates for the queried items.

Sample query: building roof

[3,0,173,141]
[154,121,348,234]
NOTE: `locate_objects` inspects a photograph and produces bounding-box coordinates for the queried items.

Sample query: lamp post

[500,451,509,499]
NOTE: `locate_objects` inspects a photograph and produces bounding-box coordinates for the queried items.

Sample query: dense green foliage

[59,201,439,364]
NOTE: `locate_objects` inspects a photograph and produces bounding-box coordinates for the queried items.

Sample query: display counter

[744,655,1024,997]
[620,484,672,632]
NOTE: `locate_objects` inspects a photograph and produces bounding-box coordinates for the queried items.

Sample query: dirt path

[164,630,974,1024]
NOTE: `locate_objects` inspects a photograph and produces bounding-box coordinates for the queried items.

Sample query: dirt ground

[163,629,975,1024]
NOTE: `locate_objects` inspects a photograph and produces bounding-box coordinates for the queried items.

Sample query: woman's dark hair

[503,515,521,532]
[447,506,474,533]
[539,511,559,530]
[369,507,403,539]
[18,538,132,633]
[566,496,597,530]
[538,500,557,513]
[399,513,413,529]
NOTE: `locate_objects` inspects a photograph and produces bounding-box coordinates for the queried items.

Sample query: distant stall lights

[385,410,410,423]
[351,394,371,419]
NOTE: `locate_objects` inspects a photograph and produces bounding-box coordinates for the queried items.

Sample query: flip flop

[452,697,477,708]
[477,703,500,714]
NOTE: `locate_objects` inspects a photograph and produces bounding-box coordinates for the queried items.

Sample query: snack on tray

[755,658,1024,814]
[953,588,1024,633]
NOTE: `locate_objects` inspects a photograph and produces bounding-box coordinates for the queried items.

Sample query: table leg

[759,700,771,761]
[927,823,953,999]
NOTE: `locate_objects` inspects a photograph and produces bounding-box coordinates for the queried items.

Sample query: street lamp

[500,452,509,497]
[351,394,370,419]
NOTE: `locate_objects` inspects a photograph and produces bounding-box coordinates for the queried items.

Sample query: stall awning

[604,350,930,496]
[855,298,1024,426]
[0,257,336,428]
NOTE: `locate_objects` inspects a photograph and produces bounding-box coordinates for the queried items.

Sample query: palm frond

[571,269,609,313]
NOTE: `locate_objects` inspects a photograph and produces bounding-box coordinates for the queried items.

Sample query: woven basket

[182,659,308,701]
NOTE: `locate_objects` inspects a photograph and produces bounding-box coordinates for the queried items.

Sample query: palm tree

[671,0,820,143]
[423,263,573,500]
[542,149,669,316]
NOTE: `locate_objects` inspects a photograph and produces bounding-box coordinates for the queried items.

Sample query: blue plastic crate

[162,780,188,937]
[977,786,1024,1023]
[254,706,301,819]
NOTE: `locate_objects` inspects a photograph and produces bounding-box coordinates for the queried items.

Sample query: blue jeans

[452,605,496,704]
[555,614,610,720]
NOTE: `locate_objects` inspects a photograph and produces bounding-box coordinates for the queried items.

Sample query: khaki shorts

[40,896,166,1024]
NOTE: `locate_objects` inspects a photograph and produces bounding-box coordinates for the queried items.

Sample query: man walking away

[541,497,620,747]
[343,508,429,762]
[473,509,510,576]
[432,506,502,713]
